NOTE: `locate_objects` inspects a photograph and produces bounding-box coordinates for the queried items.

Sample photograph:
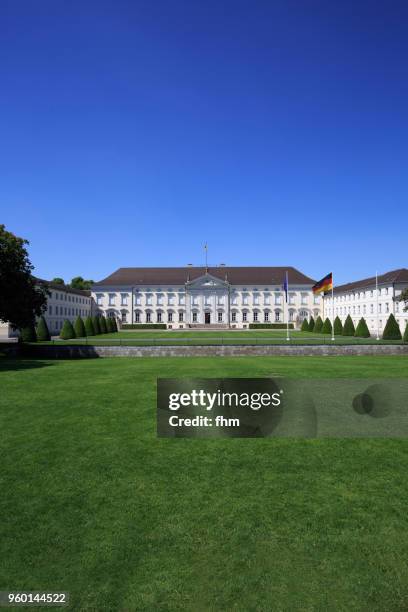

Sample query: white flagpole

[331,274,335,341]
[286,271,290,341]
[376,270,380,340]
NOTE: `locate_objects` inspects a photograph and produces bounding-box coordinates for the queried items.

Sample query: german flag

[312,272,333,295]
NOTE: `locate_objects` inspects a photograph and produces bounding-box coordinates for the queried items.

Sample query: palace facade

[92,266,322,329]
[323,268,408,334]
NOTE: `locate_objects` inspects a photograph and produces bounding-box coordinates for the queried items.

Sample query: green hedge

[403,323,408,343]
[300,319,309,332]
[321,317,332,334]
[354,317,370,338]
[249,323,294,329]
[20,325,37,342]
[313,316,323,333]
[382,314,402,340]
[36,316,50,341]
[60,319,75,340]
[342,315,355,336]
[122,324,167,329]
[308,316,315,332]
[333,316,343,335]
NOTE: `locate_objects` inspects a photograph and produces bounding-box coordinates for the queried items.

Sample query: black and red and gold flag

[312,272,333,295]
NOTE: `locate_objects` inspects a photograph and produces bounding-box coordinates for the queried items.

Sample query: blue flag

[283,271,288,303]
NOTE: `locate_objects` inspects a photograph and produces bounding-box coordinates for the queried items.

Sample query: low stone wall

[21,343,408,358]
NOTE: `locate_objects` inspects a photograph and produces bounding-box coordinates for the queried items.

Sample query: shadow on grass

[0,358,56,372]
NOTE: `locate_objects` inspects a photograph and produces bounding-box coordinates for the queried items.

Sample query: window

[218,312,223,322]
[243,294,249,305]
[192,295,199,306]
[135,295,141,305]
[168,294,175,305]
[264,293,270,305]
[314,295,320,304]
[275,311,280,322]
[146,294,153,306]
[146,312,151,323]
[289,310,294,321]
[192,312,198,322]
[96,294,103,306]
[168,312,173,322]
[253,294,260,305]
[243,312,247,322]
[121,293,128,306]
[231,294,238,305]
[386,303,389,313]
[49,305,52,315]
[264,311,269,322]
[135,312,140,323]
[301,293,308,305]
[157,312,162,322]
[179,312,184,322]
[231,312,237,322]
[253,312,258,322]
[218,295,224,305]
[157,294,163,306]
[289,294,295,305]
[396,302,399,313]
[109,293,116,306]
[370,304,374,314]
[378,304,382,313]
[121,312,127,323]
[275,293,281,305]
[179,294,185,305]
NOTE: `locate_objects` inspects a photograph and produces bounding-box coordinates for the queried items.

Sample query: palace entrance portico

[185,272,230,327]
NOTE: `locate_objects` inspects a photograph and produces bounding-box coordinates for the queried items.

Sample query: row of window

[98,294,318,307]
[128,310,308,324]
[52,292,89,304]
[331,303,395,316]
[333,287,391,302]
[48,306,89,317]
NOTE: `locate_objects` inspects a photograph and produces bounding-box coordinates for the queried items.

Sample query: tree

[0,224,48,329]
[60,319,76,340]
[342,315,355,336]
[313,316,323,333]
[321,317,332,334]
[74,316,86,338]
[36,316,50,341]
[99,316,107,334]
[51,278,65,285]
[395,289,408,312]
[70,276,94,290]
[301,318,309,332]
[111,318,118,332]
[84,316,95,336]
[92,316,101,335]
[308,316,315,332]
[354,317,370,338]
[382,314,402,340]
[334,316,343,335]
[20,325,37,342]
[403,323,408,343]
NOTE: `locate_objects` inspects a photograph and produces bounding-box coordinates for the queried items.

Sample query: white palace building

[92,266,322,329]
[323,269,408,335]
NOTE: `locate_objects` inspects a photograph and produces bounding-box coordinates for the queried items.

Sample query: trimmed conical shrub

[342,315,356,336]
[99,316,107,334]
[111,318,118,332]
[301,318,309,332]
[321,318,332,334]
[60,319,76,340]
[403,323,408,343]
[20,325,37,342]
[84,316,95,336]
[92,316,101,335]
[308,316,315,332]
[74,316,86,338]
[382,314,402,340]
[313,316,323,333]
[36,316,50,341]
[334,316,343,335]
[354,317,370,338]
[108,318,116,332]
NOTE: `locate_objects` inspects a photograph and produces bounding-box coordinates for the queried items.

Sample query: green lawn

[1,356,408,610]
[41,329,406,345]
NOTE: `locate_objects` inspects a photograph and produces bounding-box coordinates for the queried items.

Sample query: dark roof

[94,266,316,287]
[333,269,408,294]
[35,277,91,297]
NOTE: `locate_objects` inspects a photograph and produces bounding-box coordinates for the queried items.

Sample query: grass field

[1,355,408,610]
[39,329,406,346]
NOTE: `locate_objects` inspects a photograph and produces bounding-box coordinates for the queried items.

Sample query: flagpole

[376,270,380,340]
[286,271,290,341]
[331,277,335,341]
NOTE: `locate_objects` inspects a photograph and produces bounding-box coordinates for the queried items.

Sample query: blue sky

[1,0,407,285]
